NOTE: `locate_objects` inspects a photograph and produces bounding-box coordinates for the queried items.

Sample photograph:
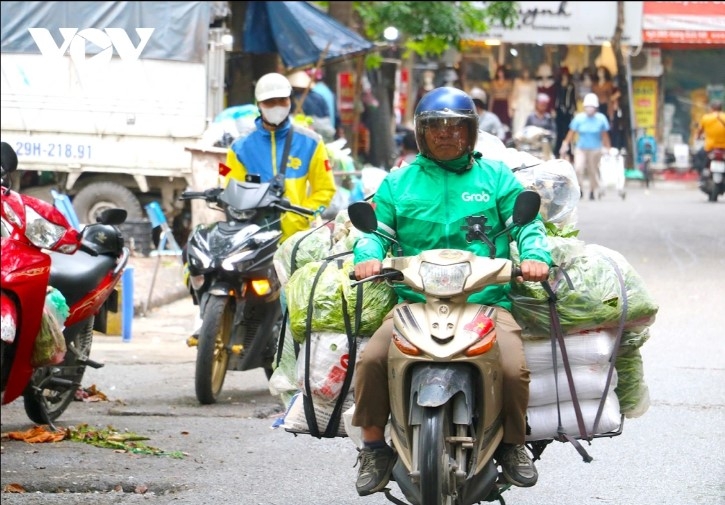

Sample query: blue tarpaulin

[243,1,374,70]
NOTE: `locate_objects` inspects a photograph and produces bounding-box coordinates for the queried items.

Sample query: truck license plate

[711,160,725,173]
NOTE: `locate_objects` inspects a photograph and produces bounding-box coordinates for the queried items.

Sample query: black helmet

[414,87,479,163]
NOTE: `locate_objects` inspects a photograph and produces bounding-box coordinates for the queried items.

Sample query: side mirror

[1,142,18,174]
[97,208,128,225]
[348,201,378,233]
[512,190,541,226]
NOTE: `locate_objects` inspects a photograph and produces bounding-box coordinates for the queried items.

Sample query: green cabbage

[615,346,650,418]
[286,257,397,343]
[510,243,659,338]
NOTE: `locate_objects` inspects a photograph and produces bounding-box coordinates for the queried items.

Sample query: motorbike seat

[48,251,116,307]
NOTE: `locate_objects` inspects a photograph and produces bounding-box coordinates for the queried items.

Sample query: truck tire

[73,182,144,224]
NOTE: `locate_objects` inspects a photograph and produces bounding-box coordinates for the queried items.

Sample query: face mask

[260,105,290,126]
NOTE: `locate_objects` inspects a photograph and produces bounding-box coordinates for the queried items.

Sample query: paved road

[1,182,723,505]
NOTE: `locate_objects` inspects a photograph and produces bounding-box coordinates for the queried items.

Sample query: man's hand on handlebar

[354,259,382,280]
[517,259,549,283]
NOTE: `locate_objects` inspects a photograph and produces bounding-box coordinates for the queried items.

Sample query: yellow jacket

[225,118,336,241]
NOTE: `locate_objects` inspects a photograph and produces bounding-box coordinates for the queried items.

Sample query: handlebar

[350,265,525,285]
[274,200,316,217]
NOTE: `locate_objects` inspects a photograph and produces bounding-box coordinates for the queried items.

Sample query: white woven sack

[525,390,622,441]
[528,364,618,407]
[523,329,617,373]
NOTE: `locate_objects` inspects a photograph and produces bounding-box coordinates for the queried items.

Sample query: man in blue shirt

[559,93,611,200]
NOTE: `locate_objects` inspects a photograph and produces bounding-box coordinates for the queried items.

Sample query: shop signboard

[642,1,725,45]
[469,1,643,46]
[632,77,659,137]
[337,71,356,126]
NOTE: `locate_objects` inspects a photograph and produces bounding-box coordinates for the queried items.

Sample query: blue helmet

[414,87,478,161]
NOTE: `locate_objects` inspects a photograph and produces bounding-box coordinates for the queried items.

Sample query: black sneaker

[497,443,538,487]
[354,445,396,496]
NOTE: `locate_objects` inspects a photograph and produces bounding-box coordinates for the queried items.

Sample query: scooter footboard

[409,364,476,426]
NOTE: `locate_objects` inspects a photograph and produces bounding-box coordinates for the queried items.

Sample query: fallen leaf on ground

[4,425,66,444]
[66,424,185,458]
[75,384,108,402]
[3,483,26,493]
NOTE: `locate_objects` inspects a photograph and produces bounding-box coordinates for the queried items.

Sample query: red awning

[642,1,725,45]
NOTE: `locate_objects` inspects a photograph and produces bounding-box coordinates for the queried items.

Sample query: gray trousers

[352,306,531,445]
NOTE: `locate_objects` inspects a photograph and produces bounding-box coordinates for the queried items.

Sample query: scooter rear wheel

[23,318,94,424]
[195,297,233,405]
[419,406,454,505]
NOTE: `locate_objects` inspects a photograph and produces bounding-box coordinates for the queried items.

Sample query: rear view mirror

[97,208,128,225]
[512,190,541,226]
[348,201,378,233]
[1,142,18,174]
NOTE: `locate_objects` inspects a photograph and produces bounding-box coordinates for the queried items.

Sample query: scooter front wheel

[195,296,233,405]
[419,406,454,505]
[23,318,94,424]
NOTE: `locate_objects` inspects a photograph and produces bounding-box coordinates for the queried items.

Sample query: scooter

[1,141,129,426]
[698,148,725,202]
[347,190,543,505]
[180,177,315,405]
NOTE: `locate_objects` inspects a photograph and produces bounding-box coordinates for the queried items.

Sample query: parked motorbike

[347,190,544,505]
[180,177,315,405]
[1,141,129,426]
[511,125,555,161]
[698,148,725,202]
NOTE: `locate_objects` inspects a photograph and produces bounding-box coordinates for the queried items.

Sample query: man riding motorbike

[696,100,725,163]
[225,72,336,241]
[186,72,336,339]
[350,86,552,497]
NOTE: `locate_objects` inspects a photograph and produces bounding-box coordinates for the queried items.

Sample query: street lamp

[384,26,399,42]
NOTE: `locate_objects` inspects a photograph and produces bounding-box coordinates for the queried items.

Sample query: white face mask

[260,104,290,126]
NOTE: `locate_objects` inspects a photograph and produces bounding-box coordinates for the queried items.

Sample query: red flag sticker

[324,159,332,171]
[218,163,231,177]
[463,311,494,337]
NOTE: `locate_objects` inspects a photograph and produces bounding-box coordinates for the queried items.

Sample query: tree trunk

[227,1,280,107]
[612,0,634,168]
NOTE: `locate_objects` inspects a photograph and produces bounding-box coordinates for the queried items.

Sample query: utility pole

[612,0,635,169]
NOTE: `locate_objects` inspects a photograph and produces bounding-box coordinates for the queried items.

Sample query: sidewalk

[126,254,189,317]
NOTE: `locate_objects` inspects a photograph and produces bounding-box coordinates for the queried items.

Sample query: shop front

[451,1,644,152]
[640,1,725,166]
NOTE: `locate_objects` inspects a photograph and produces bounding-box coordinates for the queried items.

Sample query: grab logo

[29,28,154,67]
[461,191,491,202]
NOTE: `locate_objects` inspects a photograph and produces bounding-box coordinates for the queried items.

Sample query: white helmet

[255,73,292,102]
[469,87,487,103]
[287,70,312,89]
[583,93,599,109]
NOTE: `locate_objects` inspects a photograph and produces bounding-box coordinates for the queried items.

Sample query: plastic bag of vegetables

[273,225,334,285]
[31,287,69,367]
[509,242,659,339]
[615,345,651,418]
[286,256,397,343]
[513,159,580,226]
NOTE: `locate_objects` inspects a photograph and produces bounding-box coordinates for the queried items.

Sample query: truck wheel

[73,182,143,224]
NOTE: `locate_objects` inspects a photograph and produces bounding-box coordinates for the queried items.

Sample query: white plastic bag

[296,332,368,401]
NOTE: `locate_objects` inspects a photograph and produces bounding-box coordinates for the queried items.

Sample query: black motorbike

[180,178,314,404]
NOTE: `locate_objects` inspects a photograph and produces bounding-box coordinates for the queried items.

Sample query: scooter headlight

[419,261,471,297]
[24,205,66,250]
[227,208,257,221]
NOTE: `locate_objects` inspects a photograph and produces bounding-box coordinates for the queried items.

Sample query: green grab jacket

[353,153,552,311]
